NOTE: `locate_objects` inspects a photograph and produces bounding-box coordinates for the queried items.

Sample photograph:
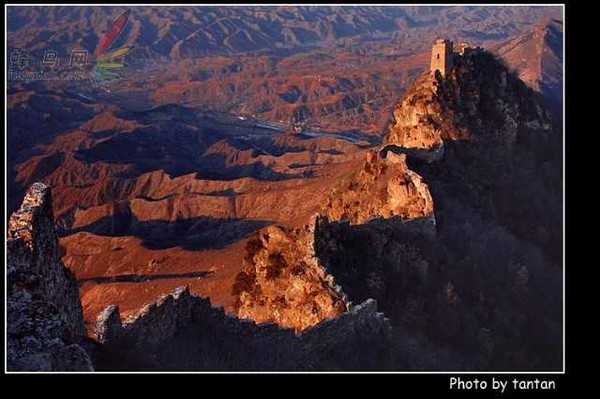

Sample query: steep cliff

[495,18,563,115]
[385,48,552,152]
[7,183,93,371]
[312,47,562,370]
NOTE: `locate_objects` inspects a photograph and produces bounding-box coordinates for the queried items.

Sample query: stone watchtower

[430,39,454,77]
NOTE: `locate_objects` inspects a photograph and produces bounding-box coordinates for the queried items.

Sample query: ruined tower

[430,39,454,77]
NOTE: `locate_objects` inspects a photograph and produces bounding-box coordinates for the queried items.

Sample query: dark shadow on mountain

[65,214,273,251]
[73,109,310,181]
[287,162,310,169]
[315,207,562,370]
[90,129,119,139]
[78,270,214,285]
[115,105,310,156]
[74,123,305,181]
[115,104,199,124]
[195,154,306,181]
[8,90,97,156]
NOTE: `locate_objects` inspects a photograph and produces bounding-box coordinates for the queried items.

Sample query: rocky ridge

[232,146,436,332]
[94,286,391,370]
[7,183,393,371]
[312,46,562,370]
[233,45,562,369]
[7,182,93,371]
[7,6,558,59]
[384,48,552,154]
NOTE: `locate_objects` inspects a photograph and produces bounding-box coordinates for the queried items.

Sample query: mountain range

[6,5,563,371]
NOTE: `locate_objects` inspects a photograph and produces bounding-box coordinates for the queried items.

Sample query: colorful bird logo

[92,9,132,82]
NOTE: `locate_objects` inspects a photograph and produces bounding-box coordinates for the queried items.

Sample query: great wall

[7,38,562,371]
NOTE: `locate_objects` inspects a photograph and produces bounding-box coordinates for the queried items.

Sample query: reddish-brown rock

[233,222,347,331]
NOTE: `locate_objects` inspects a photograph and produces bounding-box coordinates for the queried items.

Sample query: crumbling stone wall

[95,286,393,371]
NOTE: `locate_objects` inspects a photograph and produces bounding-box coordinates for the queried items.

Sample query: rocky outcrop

[232,149,435,332]
[385,48,552,153]
[233,223,347,331]
[7,182,93,371]
[384,73,448,155]
[383,47,560,255]
[323,150,434,226]
[94,286,392,371]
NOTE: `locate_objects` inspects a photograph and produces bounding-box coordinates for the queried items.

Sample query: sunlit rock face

[232,146,436,332]
[384,74,447,152]
[233,223,347,332]
[323,150,434,226]
[384,48,553,156]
